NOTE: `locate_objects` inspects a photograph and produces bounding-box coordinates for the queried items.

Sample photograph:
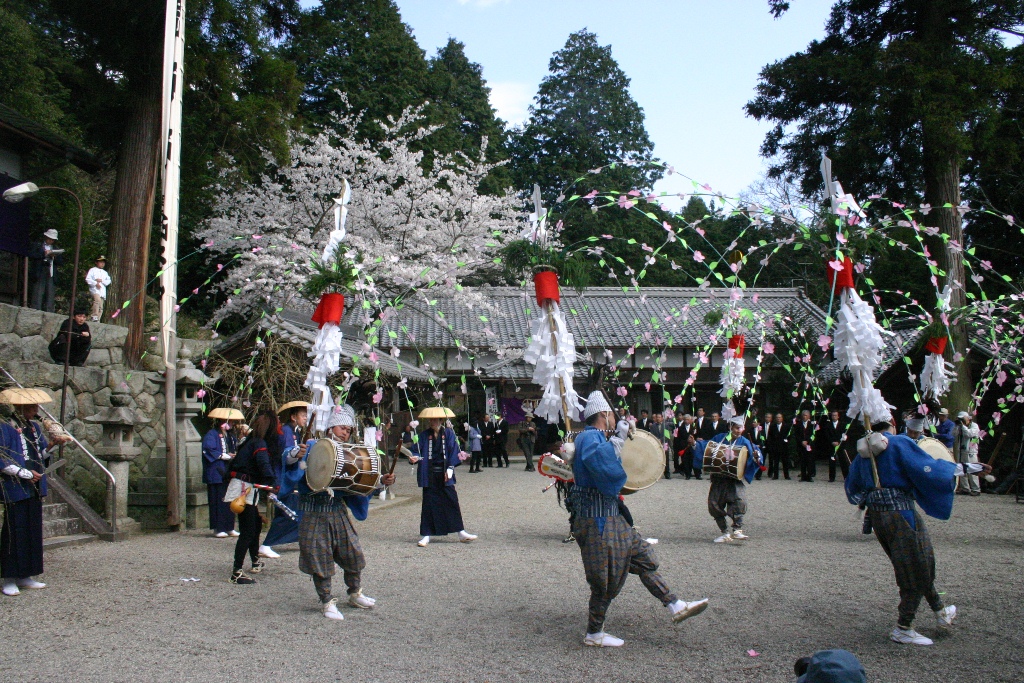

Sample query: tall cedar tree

[424,39,509,193]
[510,29,668,284]
[746,0,1024,412]
[290,0,430,139]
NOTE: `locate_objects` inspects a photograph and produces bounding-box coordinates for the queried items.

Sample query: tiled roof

[817,327,923,385]
[340,286,827,352]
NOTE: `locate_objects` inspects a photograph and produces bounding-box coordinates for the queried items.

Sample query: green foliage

[301,247,357,301]
[502,240,591,293]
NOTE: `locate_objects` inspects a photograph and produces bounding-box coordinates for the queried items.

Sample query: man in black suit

[492,414,510,468]
[710,412,728,437]
[819,410,850,482]
[481,414,496,467]
[637,409,651,432]
[794,410,817,482]
[698,409,718,440]
[766,412,791,480]
[693,408,709,440]
[748,417,767,480]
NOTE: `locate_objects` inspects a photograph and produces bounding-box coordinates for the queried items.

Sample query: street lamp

[3,182,85,468]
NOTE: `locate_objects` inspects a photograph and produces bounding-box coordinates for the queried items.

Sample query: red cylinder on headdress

[728,334,745,357]
[826,256,855,290]
[533,270,561,306]
[311,292,345,328]
[924,336,948,355]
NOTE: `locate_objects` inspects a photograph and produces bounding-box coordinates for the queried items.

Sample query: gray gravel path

[1,468,1021,682]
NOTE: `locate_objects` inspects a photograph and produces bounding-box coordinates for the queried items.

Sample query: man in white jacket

[84,256,111,322]
[954,412,982,496]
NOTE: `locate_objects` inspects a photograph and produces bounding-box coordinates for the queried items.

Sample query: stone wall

[0,303,215,530]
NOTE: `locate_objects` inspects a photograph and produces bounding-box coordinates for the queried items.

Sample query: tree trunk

[922,143,972,413]
[105,68,163,367]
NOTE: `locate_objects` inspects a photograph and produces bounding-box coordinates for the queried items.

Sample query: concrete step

[43,517,82,538]
[43,533,96,550]
[42,503,69,521]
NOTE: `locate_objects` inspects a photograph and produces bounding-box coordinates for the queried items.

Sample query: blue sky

[307,0,838,200]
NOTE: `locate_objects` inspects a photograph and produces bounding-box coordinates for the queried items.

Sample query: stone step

[42,502,69,521]
[43,517,82,538]
[43,533,96,550]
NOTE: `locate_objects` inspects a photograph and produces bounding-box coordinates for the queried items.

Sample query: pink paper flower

[762,342,775,355]
[693,251,705,263]
[616,386,628,397]
[817,335,832,352]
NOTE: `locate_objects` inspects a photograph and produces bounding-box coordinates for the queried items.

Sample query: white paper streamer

[718,355,745,401]
[523,301,582,424]
[304,322,343,432]
[921,352,954,400]
[834,288,894,423]
[322,179,351,263]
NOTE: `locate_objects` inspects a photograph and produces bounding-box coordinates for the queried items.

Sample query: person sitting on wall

[48,307,91,367]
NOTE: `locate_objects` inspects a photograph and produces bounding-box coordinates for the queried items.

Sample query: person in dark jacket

[492,414,510,467]
[48,310,91,367]
[410,409,477,547]
[201,410,240,538]
[794,410,817,482]
[29,229,63,312]
[226,410,280,584]
[819,410,850,482]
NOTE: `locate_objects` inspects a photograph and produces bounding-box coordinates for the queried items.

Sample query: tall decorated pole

[304,180,353,433]
[921,285,955,402]
[522,185,582,434]
[822,155,892,485]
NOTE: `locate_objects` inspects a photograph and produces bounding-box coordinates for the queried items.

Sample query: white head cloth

[326,404,356,430]
[728,415,745,427]
[583,391,612,420]
[905,416,925,432]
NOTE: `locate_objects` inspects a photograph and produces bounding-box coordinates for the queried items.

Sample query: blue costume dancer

[296,404,396,620]
[846,417,989,646]
[410,409,477,547]
[261,401,310,555]
[568,390,708,648]
[201,412,240,537]
[0,388,51,597]
[706,416,761,543]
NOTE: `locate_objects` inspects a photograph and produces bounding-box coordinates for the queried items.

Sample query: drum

[619,429,664,495]
[305,438,382,496]
[917,436,955,464]
[702,440,749,480]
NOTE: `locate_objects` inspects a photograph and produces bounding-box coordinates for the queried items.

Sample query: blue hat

[797,650,866,683]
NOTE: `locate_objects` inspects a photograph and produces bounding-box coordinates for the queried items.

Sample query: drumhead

[305,439,341,492]
[620,429,664,494]
[917,436,955,463]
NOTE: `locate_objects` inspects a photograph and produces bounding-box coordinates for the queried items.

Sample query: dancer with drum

[847,414,991,645]
[409,407,477,547]
[570,390,708,647]
[296,404,395,620]
[705,415,761,543]
[259,400,310,557]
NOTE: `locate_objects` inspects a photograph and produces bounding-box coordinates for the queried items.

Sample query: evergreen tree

[424,38,509,192]
[508,29,667,284]
[746,0,1024,412]
[290,0,430,138]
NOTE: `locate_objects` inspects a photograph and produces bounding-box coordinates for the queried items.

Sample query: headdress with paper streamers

[920,284,955,401]
[822,157,894,426]
[719,333,746,421]
[521,185,582,429]
[303,180,353,433]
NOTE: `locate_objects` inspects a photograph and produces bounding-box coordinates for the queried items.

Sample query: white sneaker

[458,530,478,543]
[322,598,344,621]
[379,490,386,501]
[731,529,749,541]
[15,579,45,590]
[935,605,957,630]
[644,537,659,545]
[669,598,709,623]
[229,530,240,537]
[258,545,281,558]
[890,627,933,645]
[417,536,430,547]
[348,590,376,609]
[584,632,624,647]
[214,532,229,538]
[713,531,733,543]
[2,581,19,596]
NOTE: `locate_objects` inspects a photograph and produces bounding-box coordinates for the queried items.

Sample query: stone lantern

[173,345,214,529]
[85,390,147,534]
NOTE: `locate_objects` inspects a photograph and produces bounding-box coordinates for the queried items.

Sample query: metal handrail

[0,365,117,535]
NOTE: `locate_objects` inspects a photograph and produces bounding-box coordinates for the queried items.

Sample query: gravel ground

[2,468,1022,683]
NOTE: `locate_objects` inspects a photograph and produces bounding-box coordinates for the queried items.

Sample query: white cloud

[488,82,533,127]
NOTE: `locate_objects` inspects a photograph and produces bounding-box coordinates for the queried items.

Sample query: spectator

[955,411,981,496]
[795,410,816,482]
[29,229,64,312]
[519,416,537,472]
[48,308,91,366]
[466,418,483,473]
[637,409,651,432]
[767,412,792,480]
[402,422,415,446]
[84,255,111,322]
[934,408,955,449]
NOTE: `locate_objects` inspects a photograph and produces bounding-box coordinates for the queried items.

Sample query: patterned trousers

[299,506,365,602]
[870,508,944,627]
[573,515,677,634]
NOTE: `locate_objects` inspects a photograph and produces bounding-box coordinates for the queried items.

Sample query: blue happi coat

[412,427,462,488]
[0,420,48,502]
[572,426,626,498]
[201,428,237,484]
[845,433,958,522]
[278,424,306,496]
[294,438,374,521]
[709,433,761,484]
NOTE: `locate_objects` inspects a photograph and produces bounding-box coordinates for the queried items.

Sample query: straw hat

[208,407,244,420]
[0,388,53,405]
[418,406,455,419]
[277,400,310,415]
